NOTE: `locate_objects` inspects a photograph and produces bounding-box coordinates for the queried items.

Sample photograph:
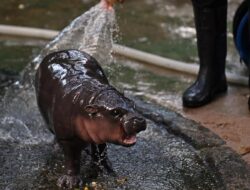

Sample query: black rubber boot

[182,0,228,108]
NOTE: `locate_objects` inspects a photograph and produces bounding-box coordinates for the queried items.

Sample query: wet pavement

[111,59,250,165]
[183,86,250,163]
[0,36,250,189]
[0,70,249,190]
[1,59,250,189]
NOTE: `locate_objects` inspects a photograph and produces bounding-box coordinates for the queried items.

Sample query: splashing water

[34,1,116,68]
[0,1,117,144]
[0,3,118,188]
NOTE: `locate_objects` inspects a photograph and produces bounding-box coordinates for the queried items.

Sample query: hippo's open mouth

[122,134,137,146]
[120,115,146,146]
[120,124,137,146]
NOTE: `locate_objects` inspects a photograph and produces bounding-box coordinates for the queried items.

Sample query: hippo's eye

[110,109,124,119]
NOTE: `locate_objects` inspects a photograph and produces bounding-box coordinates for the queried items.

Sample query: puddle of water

[0,37,44,96]
[103,59,190,112]
[0,38,43,73]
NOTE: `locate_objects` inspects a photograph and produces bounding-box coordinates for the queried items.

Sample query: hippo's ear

[84,105,99,114]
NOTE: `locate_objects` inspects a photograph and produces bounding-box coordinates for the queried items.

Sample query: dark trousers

[192,0,250,28]
[192,0,249,8]
[191,0,250,65]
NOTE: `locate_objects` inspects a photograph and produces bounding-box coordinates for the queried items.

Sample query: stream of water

[0,0,116,143]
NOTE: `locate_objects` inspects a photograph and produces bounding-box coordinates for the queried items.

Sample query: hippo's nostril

[133,118,146,132]
[138,117,145,122]
[123,116,146,135]
[133,117,143,123]
[141,120,147,131]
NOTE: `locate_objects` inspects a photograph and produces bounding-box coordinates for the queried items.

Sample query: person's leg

[182,0,228,107]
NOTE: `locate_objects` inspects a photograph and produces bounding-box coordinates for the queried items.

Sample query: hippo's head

[76,88,146,146]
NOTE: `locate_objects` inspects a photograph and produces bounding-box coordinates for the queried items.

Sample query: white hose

[0,24,248,86]
[113,44,249,86]
[0,25,58,39]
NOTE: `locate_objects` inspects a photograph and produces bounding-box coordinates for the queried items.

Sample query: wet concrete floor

[0,36,249,189]
[183,86,250,163]
[1,66,250,189]
[118,59,250,165]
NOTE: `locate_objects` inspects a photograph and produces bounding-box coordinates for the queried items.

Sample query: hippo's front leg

[91,143,115,174]
[57,140,83,189]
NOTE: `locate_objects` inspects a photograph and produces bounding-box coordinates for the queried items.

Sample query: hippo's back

[35,50,109,135]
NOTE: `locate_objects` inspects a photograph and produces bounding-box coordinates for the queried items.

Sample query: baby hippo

[35,49,146,189]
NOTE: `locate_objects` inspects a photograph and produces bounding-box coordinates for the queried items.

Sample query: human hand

[101,0,125,10]
[106,0,125,6]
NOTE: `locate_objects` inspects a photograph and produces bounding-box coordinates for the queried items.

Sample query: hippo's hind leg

[91,143,115,174]
[57,140,83,189]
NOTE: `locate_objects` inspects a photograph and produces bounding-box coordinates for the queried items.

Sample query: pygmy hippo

[35,49,146,188]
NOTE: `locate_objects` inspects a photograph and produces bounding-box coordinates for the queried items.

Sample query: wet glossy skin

[35,49,146,188]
